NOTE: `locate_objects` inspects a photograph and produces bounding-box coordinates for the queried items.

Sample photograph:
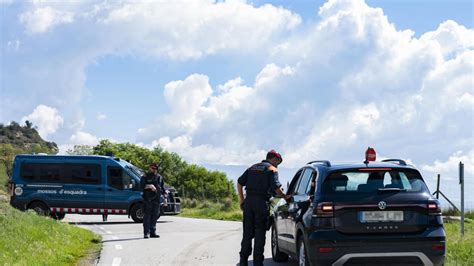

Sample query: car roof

[306,161,417,172]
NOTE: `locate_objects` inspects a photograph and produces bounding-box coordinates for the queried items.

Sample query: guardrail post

[459,161,464,237]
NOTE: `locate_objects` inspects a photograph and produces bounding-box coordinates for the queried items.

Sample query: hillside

[0,121,58,189]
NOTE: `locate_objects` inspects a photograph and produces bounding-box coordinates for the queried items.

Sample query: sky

[1,0,473,207]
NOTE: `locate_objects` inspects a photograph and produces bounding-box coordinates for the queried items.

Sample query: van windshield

[125,165,145,178]
[321,169,429,195]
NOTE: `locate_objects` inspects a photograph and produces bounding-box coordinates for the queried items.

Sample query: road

[66,214,297,266]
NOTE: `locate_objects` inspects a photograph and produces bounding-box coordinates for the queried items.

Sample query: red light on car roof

[365,147,376,162]
[359,168,392,171]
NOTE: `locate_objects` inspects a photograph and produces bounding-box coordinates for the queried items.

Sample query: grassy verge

[0,164,7,192]
[0,191,101,265]
[179,199,243,221]
[445,220,473,265]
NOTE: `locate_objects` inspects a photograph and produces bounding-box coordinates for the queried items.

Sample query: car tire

[51,212,66,220]
[271,224,288,262]
[28,201,50,216]
[130,203,144,223]
[297,236,310,266]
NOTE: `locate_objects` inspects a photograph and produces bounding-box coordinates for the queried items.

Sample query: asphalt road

[66,214,297,266]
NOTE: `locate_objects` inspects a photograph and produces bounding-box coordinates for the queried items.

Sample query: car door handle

[97,188,103,191]
[107,188,113,192]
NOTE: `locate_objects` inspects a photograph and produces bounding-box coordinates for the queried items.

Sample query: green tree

[66,145,94,155]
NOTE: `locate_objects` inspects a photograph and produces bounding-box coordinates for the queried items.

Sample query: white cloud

[19,6,74,34]
[136,0,473,168]
[421,150,474,181]
[96,113,107,121]
[70,131,99,146]
[21,105,64,139]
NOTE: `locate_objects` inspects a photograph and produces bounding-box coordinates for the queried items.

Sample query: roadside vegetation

[0,191,101,265]
[444,219,473,265]
[179,198,243,221]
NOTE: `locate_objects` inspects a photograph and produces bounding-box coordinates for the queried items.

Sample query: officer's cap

[267,150,283,163]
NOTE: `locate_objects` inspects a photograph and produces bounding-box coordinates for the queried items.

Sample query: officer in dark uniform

[141,163,164,239]
[238,150,291,266]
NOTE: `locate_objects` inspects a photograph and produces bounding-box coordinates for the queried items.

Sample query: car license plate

[360,211,403,223]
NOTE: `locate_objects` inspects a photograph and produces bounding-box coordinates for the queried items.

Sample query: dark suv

[271,159,445,266]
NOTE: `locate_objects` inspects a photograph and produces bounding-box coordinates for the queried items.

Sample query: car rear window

[321,169,429,195]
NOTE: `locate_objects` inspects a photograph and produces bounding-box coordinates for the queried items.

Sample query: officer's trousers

[240,196,269,266]
[143,200,160,235]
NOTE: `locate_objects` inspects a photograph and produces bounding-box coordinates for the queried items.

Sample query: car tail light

[313,202,334,217]
[318,247,335,253]
[431,244,445,251]
[427,201,441,214]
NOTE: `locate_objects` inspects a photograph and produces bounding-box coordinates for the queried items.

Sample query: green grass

[0,192,101,265]
[445,220,474,266]
[179,199,243,221]
[0,164,7,192]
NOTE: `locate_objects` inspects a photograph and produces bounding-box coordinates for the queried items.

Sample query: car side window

[305,170,317,194]
[296,169,312,195]
[288,169,303,195]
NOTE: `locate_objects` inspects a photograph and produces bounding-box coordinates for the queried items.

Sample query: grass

[0,164,7,192]
[445,220,474,265]
[0,191,101,265]
[179,198,243,221]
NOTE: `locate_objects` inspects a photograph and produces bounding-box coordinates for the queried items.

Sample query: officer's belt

[246,191,269,199]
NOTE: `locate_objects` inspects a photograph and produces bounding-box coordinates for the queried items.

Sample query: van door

[104,166,140,214]
[57,163,105,212]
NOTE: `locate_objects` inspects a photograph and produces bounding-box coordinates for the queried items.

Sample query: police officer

[238,150,291,266]
[141,163,164,239]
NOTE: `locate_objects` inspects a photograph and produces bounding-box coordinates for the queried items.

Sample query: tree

[25,120,33,128]
[66,145,94,155]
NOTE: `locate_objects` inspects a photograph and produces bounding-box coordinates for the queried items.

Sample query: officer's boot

[239,257,248,266]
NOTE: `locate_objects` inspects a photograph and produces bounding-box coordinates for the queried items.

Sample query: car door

[286,168,314,253]
[104,166,140,214]
[275,169,303,251]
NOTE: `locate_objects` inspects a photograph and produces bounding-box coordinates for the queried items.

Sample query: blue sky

[1,0,473,207]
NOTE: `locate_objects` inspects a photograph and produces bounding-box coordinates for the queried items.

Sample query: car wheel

[28,202,50,216]
[271,224,288,262]
[130,203,144,223]
[298,236,310,266]
[51,212,66,220]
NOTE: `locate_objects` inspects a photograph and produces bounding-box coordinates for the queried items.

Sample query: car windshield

[321,169,429,195]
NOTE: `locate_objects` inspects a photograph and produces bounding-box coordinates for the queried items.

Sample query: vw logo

[378,201,387,210]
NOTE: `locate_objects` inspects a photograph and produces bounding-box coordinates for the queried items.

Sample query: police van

[8,154,181,222]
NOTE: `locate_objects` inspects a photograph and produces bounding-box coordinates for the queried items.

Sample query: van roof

[15,154,116,161]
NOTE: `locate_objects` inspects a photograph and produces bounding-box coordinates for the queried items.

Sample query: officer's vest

[245,161,273,199]
[143,174,161,201]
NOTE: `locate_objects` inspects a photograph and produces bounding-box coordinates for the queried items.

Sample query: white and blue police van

[8,154,180,222]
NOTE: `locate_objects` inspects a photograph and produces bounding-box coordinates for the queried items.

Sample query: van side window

[20,163,36,180]
[108,167,133,190]
[39,164,61,182]
[67,164,101,184]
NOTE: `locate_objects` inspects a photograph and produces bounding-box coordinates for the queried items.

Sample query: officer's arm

[268,165,291,201]
[237,183,245,206]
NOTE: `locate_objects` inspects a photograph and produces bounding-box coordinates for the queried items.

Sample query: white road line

[112,257,121,266]
[115,244,123,250]
[99,226,105,230]
[106,231,113,234]
[112,236,118,240]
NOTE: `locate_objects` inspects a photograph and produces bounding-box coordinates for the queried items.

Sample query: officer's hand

[284,194,293,203]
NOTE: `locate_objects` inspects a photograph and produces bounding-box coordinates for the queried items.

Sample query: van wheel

[28,202,50,216]
[130,203,144,223]
[51,212,66,220]
[297,236,310,266]
[271,224,288,262]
